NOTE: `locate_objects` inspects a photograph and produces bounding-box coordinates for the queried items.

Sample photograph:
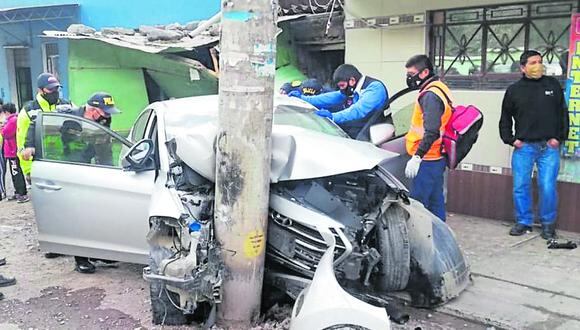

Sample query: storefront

[344,0,579,231]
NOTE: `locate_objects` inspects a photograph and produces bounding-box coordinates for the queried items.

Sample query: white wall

[344,0,534,168]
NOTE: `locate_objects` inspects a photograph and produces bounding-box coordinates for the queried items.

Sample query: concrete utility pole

[214,0,277,328]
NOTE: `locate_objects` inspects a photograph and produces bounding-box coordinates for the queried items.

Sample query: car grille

[267,211,351,276]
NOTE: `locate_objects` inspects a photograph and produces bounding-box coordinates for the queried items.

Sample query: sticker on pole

[244,230,265,258]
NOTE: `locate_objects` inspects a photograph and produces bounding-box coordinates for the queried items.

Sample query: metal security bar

[430,0,578,90]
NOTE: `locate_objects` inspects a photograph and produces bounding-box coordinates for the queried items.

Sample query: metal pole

[214,0,277,328]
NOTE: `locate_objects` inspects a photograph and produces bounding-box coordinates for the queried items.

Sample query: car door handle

[35,182,62,191]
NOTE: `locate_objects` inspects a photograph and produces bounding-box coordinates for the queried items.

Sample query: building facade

[0,0,219,107]
[344,0,579,231]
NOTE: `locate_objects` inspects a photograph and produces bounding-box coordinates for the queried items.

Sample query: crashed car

[31,94,470,325]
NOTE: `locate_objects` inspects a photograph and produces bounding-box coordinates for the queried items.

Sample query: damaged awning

[41,13,307,54]
[42,29,219,54]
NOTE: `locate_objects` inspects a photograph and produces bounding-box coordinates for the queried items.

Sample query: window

[39,114,130,168]
[430,1,578,89]
[129,109,153,143]
[42,43,59,76]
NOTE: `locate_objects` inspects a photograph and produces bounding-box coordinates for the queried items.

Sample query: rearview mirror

[369,123,396,146]
[122,139,155,172]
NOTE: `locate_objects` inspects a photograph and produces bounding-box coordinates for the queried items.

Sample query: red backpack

[424,86,484,169]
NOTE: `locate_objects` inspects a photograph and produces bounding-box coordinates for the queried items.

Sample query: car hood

[174,123,399,183]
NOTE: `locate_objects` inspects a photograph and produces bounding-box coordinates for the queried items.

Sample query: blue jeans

[512,142,560,226]
[410,158,446,221]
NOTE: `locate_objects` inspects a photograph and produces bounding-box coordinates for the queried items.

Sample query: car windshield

[163,100,349,139]
[273,105,349,138]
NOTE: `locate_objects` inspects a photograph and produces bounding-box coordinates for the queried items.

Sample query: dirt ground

[0,189,487,330]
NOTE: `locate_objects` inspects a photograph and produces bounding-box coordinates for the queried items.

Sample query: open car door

[31,112,155,264]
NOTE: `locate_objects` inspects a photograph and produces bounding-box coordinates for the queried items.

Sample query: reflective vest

[405,81,453,160]
[16,94,69,175]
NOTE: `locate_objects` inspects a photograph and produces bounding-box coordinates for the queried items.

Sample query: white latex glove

[405,155,422,178]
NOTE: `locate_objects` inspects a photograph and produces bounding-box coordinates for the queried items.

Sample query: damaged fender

[400,200,472,306]
[290,228,391,330]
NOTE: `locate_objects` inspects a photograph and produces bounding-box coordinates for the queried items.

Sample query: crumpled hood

[174,123,398,183]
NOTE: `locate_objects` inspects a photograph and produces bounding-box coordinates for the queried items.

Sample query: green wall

[68,40,218,134]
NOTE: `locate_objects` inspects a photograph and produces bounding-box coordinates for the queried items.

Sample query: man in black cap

[23,92,121,272]
[18,73,73,174]
[23,92,121,165]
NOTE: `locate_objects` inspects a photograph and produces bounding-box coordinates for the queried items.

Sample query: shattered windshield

[273,105,349,138]
[164,102,349,139]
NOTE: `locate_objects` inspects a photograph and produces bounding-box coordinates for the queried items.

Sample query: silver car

[32,95,470,325]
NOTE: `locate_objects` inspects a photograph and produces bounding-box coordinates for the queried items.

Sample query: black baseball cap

[37,73,61,90]
[301,79,323,96]
[87,92,121,114]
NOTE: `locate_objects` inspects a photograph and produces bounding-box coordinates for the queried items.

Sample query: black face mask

[43,91,60,105]
[340,85,355,97]
[97,116,112,128]
[406,73,423,90]
[406,70,434,90]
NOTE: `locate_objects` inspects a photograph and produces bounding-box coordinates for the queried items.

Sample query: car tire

[375,203,410,291]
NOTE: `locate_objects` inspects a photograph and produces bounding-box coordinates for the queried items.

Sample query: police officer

[289,64,389,140]
[18,73,73,177]
[23,92,120,273]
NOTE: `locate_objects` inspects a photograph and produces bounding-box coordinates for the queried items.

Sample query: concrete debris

[138,25,183,41]
[101,27,135,36]
[208,24,220,37]
[66,24,96,35]
[165,23,183,31]
[185,21,201,31]
[147,28,183,41]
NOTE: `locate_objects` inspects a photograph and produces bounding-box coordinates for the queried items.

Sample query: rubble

[101,27,135,36]
[66,24,96,35]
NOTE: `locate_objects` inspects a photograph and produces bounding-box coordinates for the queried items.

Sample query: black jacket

[499,76,569,145]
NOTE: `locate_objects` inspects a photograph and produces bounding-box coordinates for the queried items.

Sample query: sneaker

[7,195,17,201]
[541,224,556,240]
[16,195,30,203]
[0,275,16,288]
[0,258,5,267]
[509,223,532,236]
[75,259,96,274]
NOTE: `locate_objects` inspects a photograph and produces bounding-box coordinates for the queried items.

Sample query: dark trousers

[7,157,27,196]
[0,151,6,199]
[410,158,447,221]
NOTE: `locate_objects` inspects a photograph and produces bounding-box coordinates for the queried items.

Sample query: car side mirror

[122,139,155,172]
[369,123,396,146]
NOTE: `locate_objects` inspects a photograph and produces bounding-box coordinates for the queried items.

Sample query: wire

[165,288,188,312]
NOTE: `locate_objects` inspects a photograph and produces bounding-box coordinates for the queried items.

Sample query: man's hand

[513,139,524,149]
[547,138,560,148]
[315,109,333,120]
[21,147,35,161]
[405,155,422,178]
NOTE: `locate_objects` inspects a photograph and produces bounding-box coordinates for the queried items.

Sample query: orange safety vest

[405,80,453,160]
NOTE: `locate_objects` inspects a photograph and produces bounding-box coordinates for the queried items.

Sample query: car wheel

[375,203,410,291]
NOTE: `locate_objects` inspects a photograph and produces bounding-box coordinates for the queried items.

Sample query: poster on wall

[562,13,580,183]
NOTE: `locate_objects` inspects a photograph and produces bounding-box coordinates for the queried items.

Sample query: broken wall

[68,39,218,134]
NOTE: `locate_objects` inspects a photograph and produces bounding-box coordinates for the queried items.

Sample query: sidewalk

[441,214,580,330]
